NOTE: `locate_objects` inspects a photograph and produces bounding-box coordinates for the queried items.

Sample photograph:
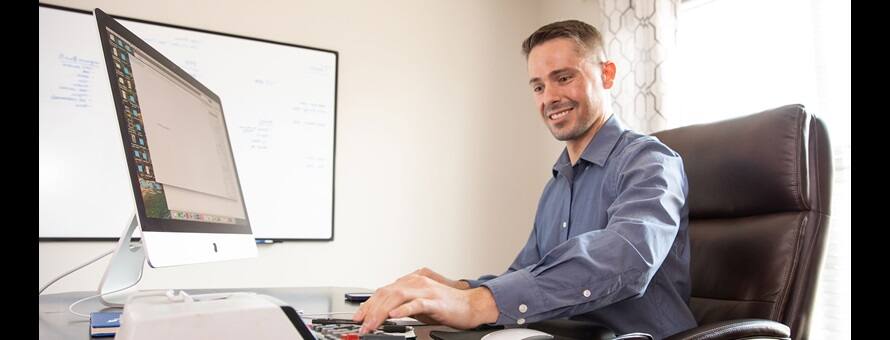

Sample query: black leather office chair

[651,104,833,340]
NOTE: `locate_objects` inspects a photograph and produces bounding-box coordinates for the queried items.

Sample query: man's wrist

[468,287,499,325]
[455,279,471,290]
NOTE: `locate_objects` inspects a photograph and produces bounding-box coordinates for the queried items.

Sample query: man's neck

[566,114,609,166]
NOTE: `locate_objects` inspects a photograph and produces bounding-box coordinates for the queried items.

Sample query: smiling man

[353,20,697,339]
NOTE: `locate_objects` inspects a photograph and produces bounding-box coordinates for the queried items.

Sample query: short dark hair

[521,20,606,62]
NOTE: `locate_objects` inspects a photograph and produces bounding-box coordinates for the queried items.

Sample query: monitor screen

[104,20,249,232]
[95,9,252,237]
[108,30,248,228]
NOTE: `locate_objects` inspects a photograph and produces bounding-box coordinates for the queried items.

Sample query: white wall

[538,0,601,27]
[39,0,600,294]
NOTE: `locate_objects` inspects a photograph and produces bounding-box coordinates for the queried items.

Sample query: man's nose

[542,88,562,108]
[542,86,561,109]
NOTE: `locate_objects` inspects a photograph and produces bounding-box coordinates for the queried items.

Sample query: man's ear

[601,61,616,89]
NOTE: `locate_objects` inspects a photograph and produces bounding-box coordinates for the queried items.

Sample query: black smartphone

[344,292,372,302]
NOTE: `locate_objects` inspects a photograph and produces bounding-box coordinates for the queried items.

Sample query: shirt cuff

[480,269,544,326]
[462,274,499,289]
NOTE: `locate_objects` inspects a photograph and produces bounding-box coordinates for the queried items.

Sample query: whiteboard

[39,4,337,240]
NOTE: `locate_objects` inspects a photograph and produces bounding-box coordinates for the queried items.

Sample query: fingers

[355,276,485,331]
[413,267,448,285]
[353,288,379,322]
[412,267,468,290]
[359,286,412,334]
[388,298,430,319]
[358,275,436,334]
[351,301,367,322]
[413,267,435,278]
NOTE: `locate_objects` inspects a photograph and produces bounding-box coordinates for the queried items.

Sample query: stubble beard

[545,99,593,142]
[550,111,594,141]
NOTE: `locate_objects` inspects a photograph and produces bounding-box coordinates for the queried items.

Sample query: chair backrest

[652,104,832,340]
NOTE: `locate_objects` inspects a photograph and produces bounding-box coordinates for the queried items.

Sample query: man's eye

[559,76,571,82]
[533,85,543,93]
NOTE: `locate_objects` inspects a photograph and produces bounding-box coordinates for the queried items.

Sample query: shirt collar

[552,114,627,177]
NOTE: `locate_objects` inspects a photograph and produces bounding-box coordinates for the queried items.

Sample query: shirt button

[561,221,567,228]
[518,304,528,313]
[517,318,526,325]
[583,289,591,298]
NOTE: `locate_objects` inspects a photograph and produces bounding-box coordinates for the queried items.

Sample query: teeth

[549,109,570,120]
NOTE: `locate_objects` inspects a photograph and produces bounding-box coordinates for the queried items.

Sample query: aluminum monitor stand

[98,213,145,307]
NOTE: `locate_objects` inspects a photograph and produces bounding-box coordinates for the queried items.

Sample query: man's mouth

[548,108,572,121]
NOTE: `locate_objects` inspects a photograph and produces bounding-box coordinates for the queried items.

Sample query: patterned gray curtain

[599,0,680,133]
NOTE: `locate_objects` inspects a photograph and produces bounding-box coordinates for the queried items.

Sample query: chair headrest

[653,104,812,218]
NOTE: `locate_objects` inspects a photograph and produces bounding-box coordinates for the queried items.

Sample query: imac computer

[92,8,257,305]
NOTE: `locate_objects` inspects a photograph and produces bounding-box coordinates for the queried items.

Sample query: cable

[68,288,173,318]
[39,247,116,295]
[68,292,106,318]
[68,281,138,318]
[69,289,261,318]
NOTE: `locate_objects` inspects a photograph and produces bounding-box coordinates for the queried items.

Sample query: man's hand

[410,267,471,290]
[351,270,498,334]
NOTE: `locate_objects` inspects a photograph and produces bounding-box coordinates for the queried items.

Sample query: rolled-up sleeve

[480,140,687,325]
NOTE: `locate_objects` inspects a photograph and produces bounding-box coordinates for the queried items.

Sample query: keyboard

[308,321,414,340]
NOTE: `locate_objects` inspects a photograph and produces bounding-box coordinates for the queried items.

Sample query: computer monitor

[92,8,257,303]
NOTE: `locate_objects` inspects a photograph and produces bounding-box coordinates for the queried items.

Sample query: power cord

[70,289,264,318]
[42,249,357,319]
[67,283,137,318]
[38,246,128,318]
[39,247,116,295]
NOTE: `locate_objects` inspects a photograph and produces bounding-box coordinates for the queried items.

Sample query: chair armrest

[665,319,790,340]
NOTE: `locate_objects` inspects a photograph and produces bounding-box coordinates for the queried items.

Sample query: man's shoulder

[609,130,688,189]
[613,130,682,162]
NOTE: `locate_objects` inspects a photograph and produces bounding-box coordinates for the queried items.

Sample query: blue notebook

[90,311,121,337]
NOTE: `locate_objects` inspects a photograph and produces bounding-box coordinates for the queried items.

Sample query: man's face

[527,38,614,142]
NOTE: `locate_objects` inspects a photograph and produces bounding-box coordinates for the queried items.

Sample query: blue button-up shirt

[466,115,697,339]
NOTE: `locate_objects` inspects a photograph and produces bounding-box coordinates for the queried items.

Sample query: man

[353,20,697,339]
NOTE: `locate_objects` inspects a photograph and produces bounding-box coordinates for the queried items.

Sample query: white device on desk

[91,7,257,307]
[481,328,554,340]
[117,290,316,340]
